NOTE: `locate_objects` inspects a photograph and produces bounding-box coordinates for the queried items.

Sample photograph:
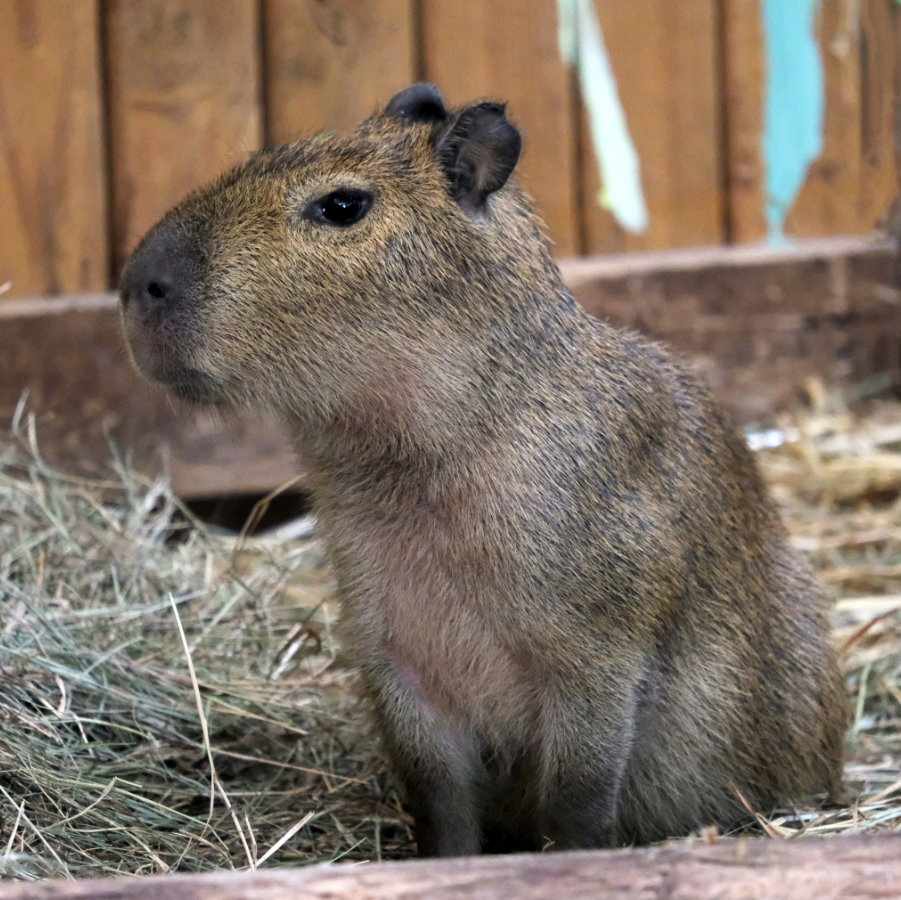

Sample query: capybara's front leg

[369,666,483,857]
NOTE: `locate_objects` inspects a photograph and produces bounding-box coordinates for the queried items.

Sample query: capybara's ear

[384,83,448,124]
[436,102,521,215]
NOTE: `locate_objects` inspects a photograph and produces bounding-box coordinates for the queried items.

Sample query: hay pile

[0,424,412,880]
[2,397,901,879]
[753,396,901,838]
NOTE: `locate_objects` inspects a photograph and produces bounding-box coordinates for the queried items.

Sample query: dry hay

[754,394,901,838]
[2,395,901,880]
[0,421,413,880]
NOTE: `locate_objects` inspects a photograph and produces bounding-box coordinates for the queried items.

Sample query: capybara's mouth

[123,329,223,405]
[154,367,224,405]
[121,307,225,405]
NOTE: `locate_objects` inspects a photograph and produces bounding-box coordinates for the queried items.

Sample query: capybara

[120,84,847,856]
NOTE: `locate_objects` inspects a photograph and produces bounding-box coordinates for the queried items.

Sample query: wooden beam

[561,235,900,422]
[0,295,297,498]
[1,237,897,497]
[1,833,900,899]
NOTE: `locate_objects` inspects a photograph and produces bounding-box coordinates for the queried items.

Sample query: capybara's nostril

[133,276,175,317]
[120,269,177,318]
[119,225,192,320]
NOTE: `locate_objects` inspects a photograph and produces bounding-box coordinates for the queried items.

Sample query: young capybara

[120,84,847,856]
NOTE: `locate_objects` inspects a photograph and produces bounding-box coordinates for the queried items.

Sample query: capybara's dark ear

[384,84,448,124]
[436,102,521,215]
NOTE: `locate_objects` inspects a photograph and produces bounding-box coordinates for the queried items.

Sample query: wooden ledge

[0,833,899,900]
[0,293,118,318]
[558,234,896,283]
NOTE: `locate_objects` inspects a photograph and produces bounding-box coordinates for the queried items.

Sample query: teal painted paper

[761,0,825,242]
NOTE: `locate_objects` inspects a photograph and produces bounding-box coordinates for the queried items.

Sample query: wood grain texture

[1,833,901,900]
[581,0,725,253]
[858,0,900,230]
[0,1,107,299]
[564,236,900,421]
[104,1,263,277]
[721,0,767,243]
[420,0,581,256]
[722,0,900,242]
[263,0,415,144]
[788,0,864,237]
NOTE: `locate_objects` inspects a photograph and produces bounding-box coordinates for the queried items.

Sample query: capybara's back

[564,329,847,845]
[119,84,848,855]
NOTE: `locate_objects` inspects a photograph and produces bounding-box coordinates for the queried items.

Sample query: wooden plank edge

[0,294,118,318]
[558,235,897,285]
[1,832,900,899]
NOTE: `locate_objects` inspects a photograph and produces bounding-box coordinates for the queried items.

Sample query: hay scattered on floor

[0,425,412,880]
[753,396,901,838]
[2,394,901,879]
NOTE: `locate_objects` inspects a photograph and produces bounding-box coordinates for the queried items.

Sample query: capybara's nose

[120,226,191,322]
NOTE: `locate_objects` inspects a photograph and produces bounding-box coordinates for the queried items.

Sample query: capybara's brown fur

[120,85,848,857]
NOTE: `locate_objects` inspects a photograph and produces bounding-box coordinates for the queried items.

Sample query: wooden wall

[0,0,898,300]
[723,0,900,242]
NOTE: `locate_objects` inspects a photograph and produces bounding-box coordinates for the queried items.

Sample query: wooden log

[0,1,108,299]
[0,237,897,497]
[1,833,901,900]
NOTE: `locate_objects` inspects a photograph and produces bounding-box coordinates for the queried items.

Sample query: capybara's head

[119,85,538,423]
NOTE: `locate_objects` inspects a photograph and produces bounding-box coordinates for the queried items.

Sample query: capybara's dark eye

[305,190,373,227]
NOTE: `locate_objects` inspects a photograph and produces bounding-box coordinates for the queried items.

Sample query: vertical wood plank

[421,0,581,256]
[787,0,863,237]
[722,0,900,243]
[581,0,725,254]
[858,0,900,229]
[0,1,107,299]
[263,0,415,144]
[105,1,262,276]
[721,0,767,243]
